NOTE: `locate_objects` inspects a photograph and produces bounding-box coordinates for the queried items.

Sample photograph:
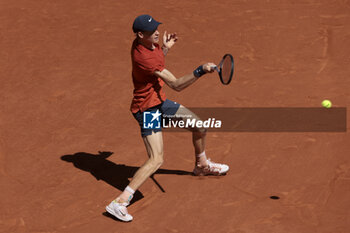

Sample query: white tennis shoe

[106,199,133,222]
[193,159,229,176]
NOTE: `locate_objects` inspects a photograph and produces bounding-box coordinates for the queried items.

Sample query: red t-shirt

[130,39,166,113]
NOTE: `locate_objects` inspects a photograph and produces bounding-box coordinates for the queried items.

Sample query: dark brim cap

[132,14,162,33]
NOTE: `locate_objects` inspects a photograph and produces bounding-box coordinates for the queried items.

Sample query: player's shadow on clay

[60,151,192,206]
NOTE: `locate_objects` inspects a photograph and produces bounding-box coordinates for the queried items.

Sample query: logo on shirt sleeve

[143,110,161,129]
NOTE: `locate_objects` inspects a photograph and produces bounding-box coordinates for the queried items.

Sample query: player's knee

[155,156,164,167]
[150,152,164,167]
[194,127,207,136]
[156,158,164,169]
[201,128,207,135]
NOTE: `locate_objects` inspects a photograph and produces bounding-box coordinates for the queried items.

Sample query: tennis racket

[211,54,234,85]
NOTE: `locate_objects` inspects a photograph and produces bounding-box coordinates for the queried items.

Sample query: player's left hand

[163,31,178,49]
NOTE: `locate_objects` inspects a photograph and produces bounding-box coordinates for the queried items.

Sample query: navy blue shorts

[133,99,181,137]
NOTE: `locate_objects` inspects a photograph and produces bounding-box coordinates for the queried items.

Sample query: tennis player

[106,14,229,222]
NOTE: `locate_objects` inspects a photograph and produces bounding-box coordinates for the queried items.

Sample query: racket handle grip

[210,65,219,72]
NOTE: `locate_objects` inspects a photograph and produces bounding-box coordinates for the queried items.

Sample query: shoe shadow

[60,151,192,206]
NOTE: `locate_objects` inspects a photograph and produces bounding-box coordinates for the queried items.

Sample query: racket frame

[218,54,234,85]
[210,54,234,85]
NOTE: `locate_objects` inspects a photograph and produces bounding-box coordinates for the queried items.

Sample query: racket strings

[220,55,233,84]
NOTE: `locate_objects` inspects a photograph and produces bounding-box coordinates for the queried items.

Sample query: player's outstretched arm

[154,63,215,92]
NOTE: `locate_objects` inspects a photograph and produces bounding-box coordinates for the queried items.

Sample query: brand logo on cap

[148,17,152,22]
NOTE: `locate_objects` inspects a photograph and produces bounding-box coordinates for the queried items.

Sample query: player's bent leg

[106,131,164,222]
[174,105,229,176]
[174,105,207,164]
[174,105,207,151]
[130,131,164,190]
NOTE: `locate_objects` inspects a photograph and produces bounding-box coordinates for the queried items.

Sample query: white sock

[125,186,135,195]
[195,151,208,166]
[117,186,135,203]
[196,151,206,159]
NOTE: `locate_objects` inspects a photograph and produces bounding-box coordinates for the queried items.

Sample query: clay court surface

[1,0,350,232]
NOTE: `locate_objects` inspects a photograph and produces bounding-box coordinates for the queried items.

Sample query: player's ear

[137,31,144,38]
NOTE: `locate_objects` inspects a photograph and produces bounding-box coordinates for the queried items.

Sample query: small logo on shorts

[143,110,162,129]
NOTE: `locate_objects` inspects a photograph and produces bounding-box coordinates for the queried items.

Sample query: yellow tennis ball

[322,100,332,108]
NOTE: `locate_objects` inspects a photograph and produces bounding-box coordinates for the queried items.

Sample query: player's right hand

[203,63,216,73]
